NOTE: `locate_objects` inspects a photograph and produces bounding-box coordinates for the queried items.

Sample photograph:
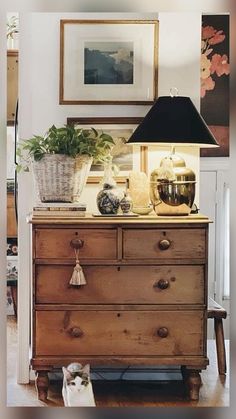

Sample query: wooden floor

[7,316,229,407]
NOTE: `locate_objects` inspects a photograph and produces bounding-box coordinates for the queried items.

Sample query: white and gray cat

[62,363,96,407]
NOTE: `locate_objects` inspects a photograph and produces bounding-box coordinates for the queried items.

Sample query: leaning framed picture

[60,20,159,104]
[67,117,147,183]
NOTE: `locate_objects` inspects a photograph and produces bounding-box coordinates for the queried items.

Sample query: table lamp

[127,91,219,215]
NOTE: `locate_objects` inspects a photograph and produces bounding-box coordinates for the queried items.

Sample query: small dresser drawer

[36,265,204,304]
[35,310,204,356]
[35,228,117,259]
[123,228,206,260]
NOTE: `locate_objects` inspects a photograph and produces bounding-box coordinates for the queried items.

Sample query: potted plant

[17,124,115,202]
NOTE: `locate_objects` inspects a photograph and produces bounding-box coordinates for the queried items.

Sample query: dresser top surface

[28,213,211,226]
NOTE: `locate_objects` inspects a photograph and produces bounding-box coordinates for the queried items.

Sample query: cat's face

[67,374,89,393]
[63,364,90,393]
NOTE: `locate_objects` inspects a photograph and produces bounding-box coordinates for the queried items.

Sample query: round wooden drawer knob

[156,279,169,290]
[70,238,84,250]
[69,327,83,338]
[157,327,169,338]
[158,239,171,250]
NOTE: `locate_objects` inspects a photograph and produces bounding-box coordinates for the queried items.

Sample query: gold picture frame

[67,117,148,184]
[60,19,159,105]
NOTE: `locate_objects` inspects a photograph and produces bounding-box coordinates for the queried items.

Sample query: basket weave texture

[33,154,93,202]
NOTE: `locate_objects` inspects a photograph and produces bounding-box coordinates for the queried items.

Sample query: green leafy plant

[16,124,115,172]
[7,15,19,39]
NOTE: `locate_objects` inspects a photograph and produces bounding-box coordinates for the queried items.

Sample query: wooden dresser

[29,214,210,402]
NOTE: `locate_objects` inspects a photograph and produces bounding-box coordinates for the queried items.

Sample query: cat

[62,363,96,407]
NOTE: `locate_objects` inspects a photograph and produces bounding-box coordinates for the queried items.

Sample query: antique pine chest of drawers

[29,214,210,402]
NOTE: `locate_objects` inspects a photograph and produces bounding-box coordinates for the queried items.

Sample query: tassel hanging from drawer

[69,249,86,286]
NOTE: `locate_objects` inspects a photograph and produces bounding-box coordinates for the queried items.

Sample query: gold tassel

[69,250,86,286]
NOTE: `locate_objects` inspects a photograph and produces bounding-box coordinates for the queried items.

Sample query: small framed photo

[60,19,158,104]
[67,117,147,184]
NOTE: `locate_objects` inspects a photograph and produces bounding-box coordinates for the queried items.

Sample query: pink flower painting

[201,24,230,98]
[200,15,229,158]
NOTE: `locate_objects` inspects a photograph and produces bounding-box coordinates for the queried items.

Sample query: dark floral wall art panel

[200,15,230,157]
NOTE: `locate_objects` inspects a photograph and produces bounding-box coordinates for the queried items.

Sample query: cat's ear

[62,366,73,380]
[82,364,90,375]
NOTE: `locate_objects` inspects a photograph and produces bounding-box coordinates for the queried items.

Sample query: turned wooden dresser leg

[35,371,49,401]
[184,369,202,401]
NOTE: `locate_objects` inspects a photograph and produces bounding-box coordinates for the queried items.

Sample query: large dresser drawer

[36,265,204,304]
[35,310,204,356]
[123,229,206,260]
[35,228,117,259]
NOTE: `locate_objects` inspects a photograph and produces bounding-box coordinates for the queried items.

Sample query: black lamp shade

[127,96,219,147]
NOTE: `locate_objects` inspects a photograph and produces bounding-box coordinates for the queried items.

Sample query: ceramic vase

[96,158,122,215]
[120,179,133,214]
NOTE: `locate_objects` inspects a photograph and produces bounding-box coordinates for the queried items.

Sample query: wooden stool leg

[214,318,226,375]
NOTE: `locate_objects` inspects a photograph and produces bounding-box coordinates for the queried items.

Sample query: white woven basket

[33,154,93,202]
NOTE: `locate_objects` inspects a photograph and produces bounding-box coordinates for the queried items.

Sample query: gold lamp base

[150,152,196,216]
[153,198,193,216]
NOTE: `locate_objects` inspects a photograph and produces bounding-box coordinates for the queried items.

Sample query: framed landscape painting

[67,117,146,183]
[60,20,158,104]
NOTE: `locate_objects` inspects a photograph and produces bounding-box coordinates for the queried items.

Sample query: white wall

[3,0,230,12]
[23,11,201,210]
[29,12,201,129]
[200,158,230,338]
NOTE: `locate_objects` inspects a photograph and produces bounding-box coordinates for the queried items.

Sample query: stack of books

[32,202,87,218]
